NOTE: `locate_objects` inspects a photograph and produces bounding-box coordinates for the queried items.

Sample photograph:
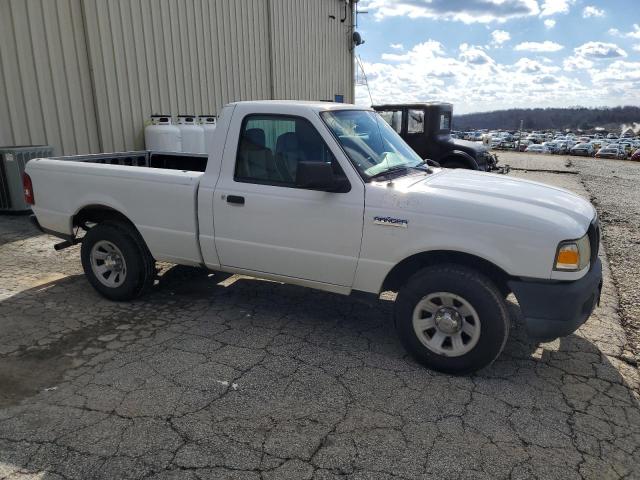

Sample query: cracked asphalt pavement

[1,153,639,479]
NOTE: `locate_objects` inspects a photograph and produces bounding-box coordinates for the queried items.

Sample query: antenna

[355,55,374,106]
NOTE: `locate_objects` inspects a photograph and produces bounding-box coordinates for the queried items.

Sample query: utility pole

[518,119,523,151]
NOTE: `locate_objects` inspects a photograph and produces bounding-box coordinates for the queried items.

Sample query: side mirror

[296,162,349,192]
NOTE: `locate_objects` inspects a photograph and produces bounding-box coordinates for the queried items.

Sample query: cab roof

[228,100,371,113]
[373,102,453,110]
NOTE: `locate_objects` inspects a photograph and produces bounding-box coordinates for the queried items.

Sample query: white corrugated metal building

[0,0,355,155]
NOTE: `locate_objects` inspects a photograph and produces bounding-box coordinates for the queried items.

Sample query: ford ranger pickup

[25,101,602,374]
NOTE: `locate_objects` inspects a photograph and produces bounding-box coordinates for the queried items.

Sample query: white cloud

[459,44,495,65]
[574,42,627,59]
[563,56,594,71]
[539,0,574,17]
[354,39,616,114]
[591,61,640,84]
[353,5,640,112]
[533,75,558,84]
[360,0,540,24]
[491,30,511,46]
[582,6,605,18]
[609,24,640,40]
[514,41,564,52]
[381,40,444,62]
[626,24,640,39]
[514,57,560,73]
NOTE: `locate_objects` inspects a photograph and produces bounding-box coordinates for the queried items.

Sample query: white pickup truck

[25,101,602,374]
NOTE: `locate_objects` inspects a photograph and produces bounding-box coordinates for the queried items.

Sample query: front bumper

[508,259,602,341]
[486,153,510,174]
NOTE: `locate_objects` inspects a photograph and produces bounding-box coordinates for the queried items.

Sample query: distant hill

[453,106,640,132]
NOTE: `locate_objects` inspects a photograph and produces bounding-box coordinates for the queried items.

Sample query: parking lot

[1,153,639,479]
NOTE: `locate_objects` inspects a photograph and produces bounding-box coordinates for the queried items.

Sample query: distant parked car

[631,149,640,162]
[542,142,559,154]
[570,143,595,157]
[494,140,515,150]
[518,139,531,151]
[607,133,617,139]
[596,146,626,159]
[555,142,569,154]
[525,144,551,154]
[619,142,634,155]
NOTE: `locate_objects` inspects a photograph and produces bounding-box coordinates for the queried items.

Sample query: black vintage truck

[373,102,505,172]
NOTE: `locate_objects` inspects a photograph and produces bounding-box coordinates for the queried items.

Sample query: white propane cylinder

[177,115,205,153]
[145,115,181,152]
[201,115,217,156]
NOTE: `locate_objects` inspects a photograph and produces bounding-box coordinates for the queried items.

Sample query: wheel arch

[73,204,137,230]
[72,204,153,257]
[381,250,511,297]
[439,151,478,169]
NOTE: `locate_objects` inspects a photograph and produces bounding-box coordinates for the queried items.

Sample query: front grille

[588,217,600,270]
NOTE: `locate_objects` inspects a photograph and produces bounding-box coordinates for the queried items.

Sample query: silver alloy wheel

[412,292,481,357]
[90,240,127,288]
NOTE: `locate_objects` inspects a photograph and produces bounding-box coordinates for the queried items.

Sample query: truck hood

[368,169,595,239]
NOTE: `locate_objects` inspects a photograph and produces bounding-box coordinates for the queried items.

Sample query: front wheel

[394,264,510,375]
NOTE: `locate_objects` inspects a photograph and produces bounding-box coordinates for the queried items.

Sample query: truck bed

[50,150,209,172]
[26,152,208,266]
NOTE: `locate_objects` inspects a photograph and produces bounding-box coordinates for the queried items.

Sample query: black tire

[394,264,510,375]
[80,221,156,301]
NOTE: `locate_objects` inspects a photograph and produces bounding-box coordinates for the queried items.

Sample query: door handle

[226,195,245,205]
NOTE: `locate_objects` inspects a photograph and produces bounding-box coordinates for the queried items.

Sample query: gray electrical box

[0,145,54,213]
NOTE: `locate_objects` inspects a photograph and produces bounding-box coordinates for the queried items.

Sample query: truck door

[212,107,365,287]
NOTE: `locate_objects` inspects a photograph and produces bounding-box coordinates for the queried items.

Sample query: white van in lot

[25,101,602,374]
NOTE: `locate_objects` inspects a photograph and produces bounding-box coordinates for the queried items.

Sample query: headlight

[554,234,591,271]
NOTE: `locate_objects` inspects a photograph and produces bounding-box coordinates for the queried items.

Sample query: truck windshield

[321,110,424,180]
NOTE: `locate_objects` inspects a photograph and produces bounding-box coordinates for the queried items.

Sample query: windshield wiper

[369,165,433,181]
[368,166,411,180]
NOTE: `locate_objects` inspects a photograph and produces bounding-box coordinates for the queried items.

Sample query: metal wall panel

[82,0,274,152]
[0,0,100,155]
[269,0,354,103]
[1,0,354,154]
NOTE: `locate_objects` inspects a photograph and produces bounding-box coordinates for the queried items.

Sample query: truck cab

[373,102,502,172]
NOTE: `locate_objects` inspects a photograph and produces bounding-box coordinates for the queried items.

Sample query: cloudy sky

[354,0,640,113]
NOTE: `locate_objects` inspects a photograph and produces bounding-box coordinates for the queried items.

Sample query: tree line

[453,106,640,132]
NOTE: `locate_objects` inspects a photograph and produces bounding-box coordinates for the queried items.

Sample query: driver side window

[235,115,345,188]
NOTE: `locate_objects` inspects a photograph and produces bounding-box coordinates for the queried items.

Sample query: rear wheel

[394,264,510,375]
[81,221,155,301]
